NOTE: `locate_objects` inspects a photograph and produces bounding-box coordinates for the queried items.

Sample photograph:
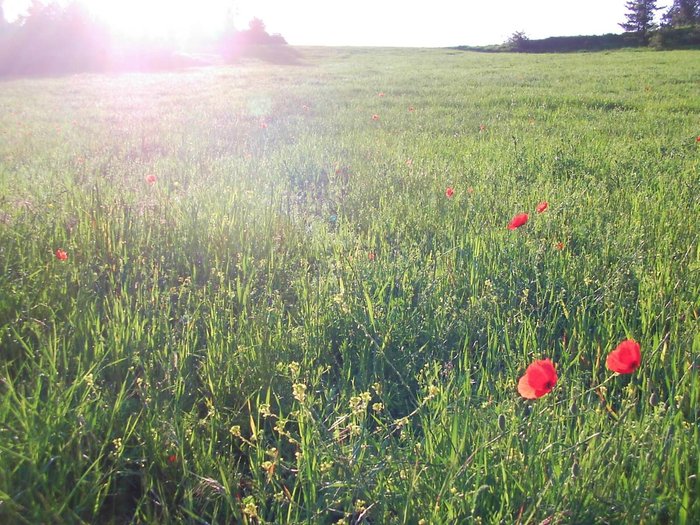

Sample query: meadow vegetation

[0,47,699,524]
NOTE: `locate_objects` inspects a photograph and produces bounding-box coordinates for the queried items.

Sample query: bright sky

[4,0,635,47]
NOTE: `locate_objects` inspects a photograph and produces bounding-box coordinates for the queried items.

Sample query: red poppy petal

[518,359,557,399]
[616,339,641,358]
[606,340,641,374]
[517,374,538,399]
[527,359,557,379]
[618,348,640,367]
[508,213,529,230]
[606,351,628,373]
[526,360,557,391]
[525,367,547,390]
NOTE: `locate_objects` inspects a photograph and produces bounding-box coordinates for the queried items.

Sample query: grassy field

[0,47,699,524]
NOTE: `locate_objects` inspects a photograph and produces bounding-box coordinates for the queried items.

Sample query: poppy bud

[649,392,659,407]
[571,460,580,478]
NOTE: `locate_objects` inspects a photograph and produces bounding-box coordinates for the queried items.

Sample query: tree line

[0,1,287,76]
[500,0,699,52]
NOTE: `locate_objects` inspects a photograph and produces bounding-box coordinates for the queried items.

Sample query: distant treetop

[620,0,661,41]
[661,0,700,27]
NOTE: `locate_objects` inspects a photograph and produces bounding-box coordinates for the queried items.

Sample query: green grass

[0,47,699,524]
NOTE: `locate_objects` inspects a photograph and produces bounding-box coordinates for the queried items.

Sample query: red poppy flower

[408,106,415,112]
[554,241,565,251]
[368,252,376,261]
[145,174,157,185]
[696,136,700,143]
[606,339,641,374]
[445,187,455,198]
[517,359,557,399]
[167,454,177,464]
[536,201,548,213]
[378,92,385,97]
[55,248,68,261]
[467,186,474,194]
[479,124,486,132]
[507,213,529,230]
[259,121,268,129]
[302,104,309,111]
[371,114,380,121]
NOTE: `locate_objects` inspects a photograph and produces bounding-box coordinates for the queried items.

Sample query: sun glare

[87,0,230,40]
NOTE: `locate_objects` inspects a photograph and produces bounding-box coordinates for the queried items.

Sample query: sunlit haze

[88,0,231,39]
[5,0,633,47]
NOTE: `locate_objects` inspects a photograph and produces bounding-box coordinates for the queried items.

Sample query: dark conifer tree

[661,0,699,27]
[620,0,661,40]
